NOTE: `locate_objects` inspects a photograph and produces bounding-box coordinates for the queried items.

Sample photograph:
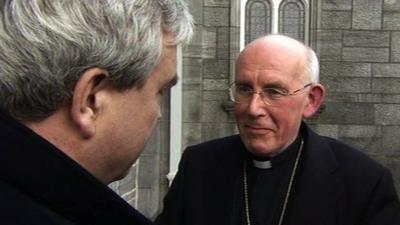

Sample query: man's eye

[263,88,286,96]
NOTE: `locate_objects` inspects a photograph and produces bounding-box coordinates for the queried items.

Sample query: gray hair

[305,46,319,83]
[0,0,193,120]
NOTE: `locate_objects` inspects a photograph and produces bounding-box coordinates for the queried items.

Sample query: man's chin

[244,141,279,157]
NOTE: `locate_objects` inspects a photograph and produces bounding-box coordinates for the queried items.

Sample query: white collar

[252,159,272,169]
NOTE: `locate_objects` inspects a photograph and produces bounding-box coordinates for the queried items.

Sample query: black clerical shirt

[241,136,302,225]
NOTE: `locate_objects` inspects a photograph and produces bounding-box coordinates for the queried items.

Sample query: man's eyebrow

[261,81,286,89]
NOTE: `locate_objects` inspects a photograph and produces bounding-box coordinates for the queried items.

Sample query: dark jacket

[0,111,154,225]
[156,123,400,225]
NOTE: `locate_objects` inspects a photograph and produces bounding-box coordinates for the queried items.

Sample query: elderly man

[156,35,400,225]
[0,1,192,224]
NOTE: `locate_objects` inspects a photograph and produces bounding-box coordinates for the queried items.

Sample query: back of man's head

[0,0,193,121]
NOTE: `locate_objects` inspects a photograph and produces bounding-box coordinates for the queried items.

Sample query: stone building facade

[111,0,400,219]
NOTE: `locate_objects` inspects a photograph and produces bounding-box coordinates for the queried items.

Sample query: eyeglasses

[229,83,312,105]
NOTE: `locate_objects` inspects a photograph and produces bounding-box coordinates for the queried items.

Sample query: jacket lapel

[203,136,245,225]
[285,125,343,225]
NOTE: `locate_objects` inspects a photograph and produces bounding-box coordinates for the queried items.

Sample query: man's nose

[246,93,267,117]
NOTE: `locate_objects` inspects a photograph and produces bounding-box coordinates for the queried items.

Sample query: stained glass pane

[245,0,271,45]
[279,0,305,41]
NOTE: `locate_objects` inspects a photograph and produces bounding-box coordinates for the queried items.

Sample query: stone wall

[182,0,237,148]
[309,0,400,192]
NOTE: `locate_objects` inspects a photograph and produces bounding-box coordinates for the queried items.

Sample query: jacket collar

[0,111,152,225]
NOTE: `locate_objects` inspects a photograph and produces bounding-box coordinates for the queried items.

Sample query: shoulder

[306,126,389,180]
[323,135,385,171]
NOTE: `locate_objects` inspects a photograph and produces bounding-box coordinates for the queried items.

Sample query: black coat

[156,123,400,225]
[0,111,154,225]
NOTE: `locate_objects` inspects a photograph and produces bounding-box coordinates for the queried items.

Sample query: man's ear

[71,68,109,139]
[302,84,325,119]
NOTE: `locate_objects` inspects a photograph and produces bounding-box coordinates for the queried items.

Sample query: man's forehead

[239,36,307,62]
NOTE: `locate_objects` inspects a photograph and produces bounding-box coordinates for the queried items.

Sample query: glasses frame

[229,82,313,105]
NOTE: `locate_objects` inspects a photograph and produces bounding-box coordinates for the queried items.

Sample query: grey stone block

[322,77,371,93]
[342,47,389,62]
[137,189,152,217]
[203,59,229,79]
[183,83,201,91]
[123,189,137,207]
[343,31,390,47]
[372,78,400,94]
[392,32,400,62]
[383,11,400,30]
[138,155,157,189]
[384,0,400,11]
[339,125,381,138]
[324,92,382,103]
[320,62,371,77]
[140,126,160,156]
[183,89,202,122]
[202,122,238,141]
[321,10,351,29]
[322,0,352,10]
[160,94,171,122]
[319,102,375,125]
[372,64,400,78]
[182,122,202,148]
[201,100,228,122]
[339,137,382,154]
[203,90,229,101]
[353,0,382,30]
[311,124,339,138]
[356,93,383,103]
[203,79,228,90]
[217,27,230,59]
[204,0,229,7]
[316,30,342,61]
[108,181,119,194]
[183,58,202,85]
[382,126,400,153]
[382,94,400,103]
[118,166,138,194]
[120,187,136,202]
[185,25,216,58]
[204,7,229,27]
[187,0,203,24]
[324,92,359,103]
[375,104,400,125]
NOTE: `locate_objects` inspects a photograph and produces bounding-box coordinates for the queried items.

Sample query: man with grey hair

[0,0,192,224]
[156,34,400,225]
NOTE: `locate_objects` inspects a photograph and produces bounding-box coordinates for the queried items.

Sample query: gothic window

[242,0,309,48]
[245,0,271,45]
[279,0,305,41]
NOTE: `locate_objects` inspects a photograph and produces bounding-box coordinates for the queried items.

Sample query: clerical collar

[252,160,272,169]
[249,135,302,169]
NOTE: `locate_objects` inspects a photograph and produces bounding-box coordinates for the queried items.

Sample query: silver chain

[243,138,304,225]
